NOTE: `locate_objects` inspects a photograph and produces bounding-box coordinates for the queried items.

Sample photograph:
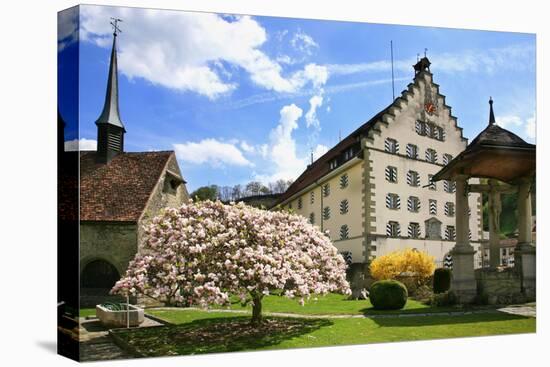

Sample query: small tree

[369,248,435,285]
[190,185,219,201]
[112,200,350,324]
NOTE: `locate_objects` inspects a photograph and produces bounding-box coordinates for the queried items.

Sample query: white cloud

[496,113,536,142]
[239,140,255,154]
[80,6,327,99]
[326,44,535,77]
[64,138,97,151]
[496,115,523,129]
[305,94,324,129]
[253,104,330,183]
[262,104,306,181]
[290,30,319,56]
[173,138,253,167]
[313,144,329,160]
[58,7,78,51]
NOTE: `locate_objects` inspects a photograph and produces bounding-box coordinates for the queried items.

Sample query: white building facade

[276,57,482,271]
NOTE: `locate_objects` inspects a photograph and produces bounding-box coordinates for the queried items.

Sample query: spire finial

[489,97,496,125]
[424,48,428,58]
[110,17,122,36]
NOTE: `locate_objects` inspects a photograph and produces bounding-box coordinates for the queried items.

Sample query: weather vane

[110,17,123,36]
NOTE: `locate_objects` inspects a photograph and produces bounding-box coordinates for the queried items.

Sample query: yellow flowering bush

[369,248,435,283]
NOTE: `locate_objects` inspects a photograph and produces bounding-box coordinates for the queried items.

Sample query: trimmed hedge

[433,268,452,294]
[369,280,408,310]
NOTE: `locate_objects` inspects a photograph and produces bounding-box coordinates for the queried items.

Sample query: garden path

[149,303,536,320]
[78,316,162,361]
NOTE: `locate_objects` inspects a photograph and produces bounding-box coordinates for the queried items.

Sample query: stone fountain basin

[96,304,144,328]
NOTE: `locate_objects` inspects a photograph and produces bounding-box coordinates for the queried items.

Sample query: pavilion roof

[433,99,535,183]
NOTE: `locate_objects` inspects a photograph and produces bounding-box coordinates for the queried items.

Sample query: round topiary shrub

[433,268,452,294]
[369,280,408,310]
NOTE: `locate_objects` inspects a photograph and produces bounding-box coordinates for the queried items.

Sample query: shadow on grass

[371,311,531,327]
[112,315,333,357]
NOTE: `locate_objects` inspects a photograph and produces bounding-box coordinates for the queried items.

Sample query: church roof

[79,151,174,222]
[276,103,392,205]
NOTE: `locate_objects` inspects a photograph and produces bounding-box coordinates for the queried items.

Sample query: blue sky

[58,5,536,192]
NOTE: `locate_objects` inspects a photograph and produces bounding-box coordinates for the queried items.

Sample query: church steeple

[96,18,125,163]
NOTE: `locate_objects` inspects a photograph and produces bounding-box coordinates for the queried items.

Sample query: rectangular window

[407,196,420,212]
[310,191,315,204]
[386,221,400,237]
[340,173,349,189]
[406,143,418,159]
[385,166,398,183]
[309,212,315,225]
[407,170,420,187]
[340,199,349,214]
[444,180,456,193]
[322,183,330,197]
[297,197,303,210]
[386,193,400,210]
[445,226,456,240]
[444,202,455,216]
[340,224,349,240]
[408,222,421,238]
[323,206,331,220]
[436,127,446,141]
[428,174,436,190]
[415,121,426,136]
[384,138,399,154]
[443,153,453,165]
[426,148,438,163]
[429,199,437,215]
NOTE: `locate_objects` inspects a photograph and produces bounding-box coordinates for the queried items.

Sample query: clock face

[425,102,437,115]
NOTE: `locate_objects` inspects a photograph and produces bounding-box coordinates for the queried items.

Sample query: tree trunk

[251,294,263,325]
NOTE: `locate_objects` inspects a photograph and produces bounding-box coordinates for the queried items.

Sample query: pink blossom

[111,200,350,307]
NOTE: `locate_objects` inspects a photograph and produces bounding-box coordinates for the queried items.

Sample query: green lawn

[219,293,460,315]
[111,309,535,357]
[79,308,97,318]
[80,293,483,318]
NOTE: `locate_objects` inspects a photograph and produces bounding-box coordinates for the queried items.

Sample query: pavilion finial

[489,97,495,125]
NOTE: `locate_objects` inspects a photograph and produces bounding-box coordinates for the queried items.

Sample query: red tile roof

[79,151,174,222]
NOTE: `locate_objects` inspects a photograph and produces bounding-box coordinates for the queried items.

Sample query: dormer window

[329,159,338,170]
[343,147,355,161]
[162,170,183,194]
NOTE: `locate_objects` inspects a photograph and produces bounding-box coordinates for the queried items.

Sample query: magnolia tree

[112,200,350,324]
